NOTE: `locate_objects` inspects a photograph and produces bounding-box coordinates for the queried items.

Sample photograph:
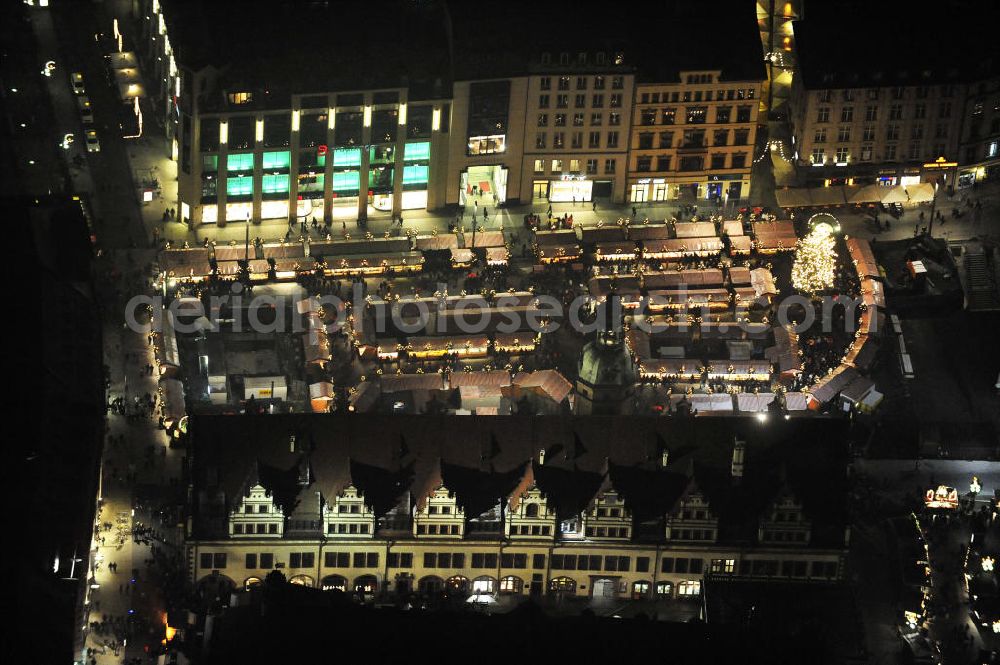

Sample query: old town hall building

[186,415,848,603]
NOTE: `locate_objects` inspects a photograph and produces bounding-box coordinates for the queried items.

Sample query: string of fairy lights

[752,140,794,165]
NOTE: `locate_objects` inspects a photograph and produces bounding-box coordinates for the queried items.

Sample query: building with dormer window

[665,476,719,543]
[323,485,376,538]
[413,481,465,539]
[758,489,811,545]
[188,415,848,602]
[505,463,557,540]
[582,473,632,541]
[229,467,285,538]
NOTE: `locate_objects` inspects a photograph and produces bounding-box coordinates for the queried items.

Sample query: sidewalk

[82,249,186,665]
[146,193,742,248]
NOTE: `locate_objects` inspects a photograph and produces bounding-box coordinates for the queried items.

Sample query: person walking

[632,205,637,218]
[592,200,597,212]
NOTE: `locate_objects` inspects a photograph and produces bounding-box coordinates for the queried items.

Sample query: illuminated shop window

[262,174,289,194]
[404,142,430,162]
[226,176,252,196]
[333,148,361,168]
[227,153,254,172]
[332,171,360,192]
[402,165,428,185]
[262,151,290,169]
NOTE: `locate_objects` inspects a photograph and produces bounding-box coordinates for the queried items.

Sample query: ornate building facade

[187,415,848,602]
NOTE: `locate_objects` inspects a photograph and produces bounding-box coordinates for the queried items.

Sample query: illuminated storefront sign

[924,485,958,509]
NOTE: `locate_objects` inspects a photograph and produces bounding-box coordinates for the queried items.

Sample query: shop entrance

[460,165,508,207]
[549,178,592,202]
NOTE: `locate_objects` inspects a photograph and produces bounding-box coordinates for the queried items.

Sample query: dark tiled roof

[190,414,850,544]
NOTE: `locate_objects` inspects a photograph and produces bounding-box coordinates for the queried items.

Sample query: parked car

[77,96,94,125]
[85,130,100,153]
[71,71,85,95]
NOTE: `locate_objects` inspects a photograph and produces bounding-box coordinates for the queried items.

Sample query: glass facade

[226,176,253,196]
[262,174,290,194]
[402,165,428,185]
[333,148,361,167]
[227,153,254,171]
[332,171,360,194]
[404,141,430,162]
[262,151,291,169]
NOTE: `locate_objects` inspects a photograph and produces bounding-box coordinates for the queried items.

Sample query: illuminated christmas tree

[791,227,837,295]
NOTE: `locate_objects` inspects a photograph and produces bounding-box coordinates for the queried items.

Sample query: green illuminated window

[202,155,219,172]
[332,171,360,191]
[227,153,254,171]
[402,164,428,185]
[226,176,252,196]
[404,141,430,162]
[317,153,326,167]
[262,174,289,194]
[333,148,361,167]
[262,151,290,169]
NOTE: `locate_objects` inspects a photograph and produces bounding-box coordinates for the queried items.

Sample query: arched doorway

[591,578,617,598]
[472,576,496,594]
[243,577,263,591]
[321,575,348,592]
[445,576,470,596]
[631,580,651,600]
[418,576,444,595]
[499,576,523,594]
[548,577,576,594]
[655,581,674,598]
[354,575,378,596]
[197,574,236,602]
[289,574,315,588]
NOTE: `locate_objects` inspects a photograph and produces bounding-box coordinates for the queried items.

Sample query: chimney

[661,449,670,468]
[538,448,546,466]
[731,437,745,481]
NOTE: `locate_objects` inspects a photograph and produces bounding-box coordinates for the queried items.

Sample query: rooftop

[189,413,850,544]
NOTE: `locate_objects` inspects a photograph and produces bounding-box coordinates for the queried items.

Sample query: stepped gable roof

[190,414,848,542]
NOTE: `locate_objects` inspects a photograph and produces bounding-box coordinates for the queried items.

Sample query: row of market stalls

[533,218,800,266]
[414,231,510,268]
[775,183,935,209]
[297,296,341,412]
[587,266,778,312]
[347,368,573,415]
[626,318,778,385]
[804,237,887,411]
[158,230,513,286]
[352,291,548,364]
[658,391,810,415]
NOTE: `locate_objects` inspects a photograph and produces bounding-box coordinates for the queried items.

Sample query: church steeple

[574,292,637,415]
